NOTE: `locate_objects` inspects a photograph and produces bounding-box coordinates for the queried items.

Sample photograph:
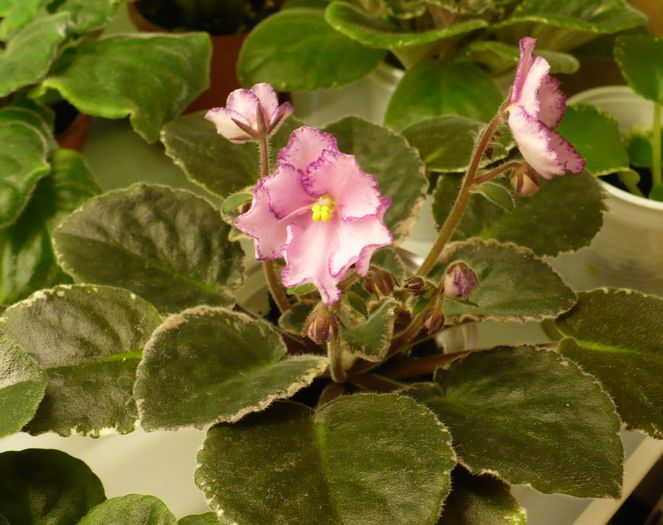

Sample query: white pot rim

[569,86,663,212]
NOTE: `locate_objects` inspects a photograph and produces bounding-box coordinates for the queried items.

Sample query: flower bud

[304,306,339,345]
[511,165,541,197]
[443,262,479,300]
[403,276,426,295]
[422,309,445,335]
[372,269,397,296]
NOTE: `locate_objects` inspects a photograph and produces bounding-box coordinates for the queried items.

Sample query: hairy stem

[347,372,403,393]
[328,338,347,383]
[473,160,523,186]
[652,102,662,192]
[417,114,503,277]
[383,351,471,379]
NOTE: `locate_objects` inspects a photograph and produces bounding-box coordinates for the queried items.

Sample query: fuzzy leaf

[403,116,513,173]
[385,60,503,132]
[556,104,629,176]
[179,514,220,525]
[615,35,663,105]
[407,346,624,498]
[473,182,515,212]
[432,172,604,256]
[625,127,661,169]
[196,394,456,525]
[556,289,663,439]
[325,2,487,49]
[41,33,211,143]
[438,467,527,525]
[278,301,315,335]
[341,298,398,361]
[53,0,120,33]
[1,284,162,436]
[495,0,647,51]
[0,149,100,306]
[0,449,105,524]
[79,495,177,525]
[462,40,580,74]
[0,104,55,228]
[0,0,45,38]
[430,240,575,322]
[325,117,427,242]
[53,184,244,313]
[0,13,69,97]
[135,306,327,430]
[238,8,385,91]
[370,246,406,280]
[0,335,46,438]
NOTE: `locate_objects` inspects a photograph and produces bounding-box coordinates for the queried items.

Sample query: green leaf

[278,301,315,335]
[625,126,661,169]
[341,298,398,361]
[0,0,45,39]
[430,240,575,322]
[432,171,605,256]
[238,8,385,91]
[494,0,647,51]
[0,149,100,306]
[53,184,244,313]
[0,335,46,438]
[438,467,527,525]
[135,306,327,430]
[325,2,487,49]
[0,13,69,98]
[41,33,212,143]
[651,184,663,201]
[325,117,427,241]
[556,289,663,439]
[403,116,513,173]
[179,514,220,525]
[0,448,105,524]
[556,104,629,176]
[52,0,120,33]
[196,394,456,525]
[407,346,624,498]
[461,40,580,74]
[473,182,515,211]
[1,284,162,436]
[0,104,55,228]
[370,246,406,280]
[79,495,177,525]
[615,35,663,106]
[385,60,504,132]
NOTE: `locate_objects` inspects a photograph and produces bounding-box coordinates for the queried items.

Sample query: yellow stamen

[311,195,335,222]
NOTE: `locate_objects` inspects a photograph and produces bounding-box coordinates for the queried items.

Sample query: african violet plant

[238,0,647,131]
[1,37,663,524]
[0,0,210,306]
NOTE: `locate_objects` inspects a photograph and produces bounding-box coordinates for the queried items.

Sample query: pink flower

[235,126,393,305]
[507,37,585,179]
[205,83,293,144]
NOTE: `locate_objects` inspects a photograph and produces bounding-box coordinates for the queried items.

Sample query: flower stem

[258,133,270,180]
[347,372,403,393]
[652,102,662,192]
[383,351,470,379]
[473,160,523,186]
[328,337,347,383]
[417,114,503,277]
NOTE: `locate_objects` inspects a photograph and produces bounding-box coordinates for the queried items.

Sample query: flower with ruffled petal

[205,83,293,143]
[235,126,393,305]
[507,37,585,179]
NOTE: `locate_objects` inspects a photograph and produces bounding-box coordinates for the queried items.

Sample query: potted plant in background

[128,0,280,112]
[0,0,211,308]
[238,0,647,128]
[1,37,662,524]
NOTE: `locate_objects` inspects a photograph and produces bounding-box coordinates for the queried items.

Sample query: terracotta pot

[127,2,246,113]
[56,112,92,153]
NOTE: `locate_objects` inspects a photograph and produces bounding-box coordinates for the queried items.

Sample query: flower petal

[277,126,337,171]
[537,76,566,128]
[329,198,393,278]
[226,88,261,129]
[263,163,314,220]
[304,149,385,220]
[235,182,288,259]
[204,108,253,144]
[512,36,537,102]
[281,219,342,305]
[514,55,550,120]
[509,106,584,179]
[250,83,280,124]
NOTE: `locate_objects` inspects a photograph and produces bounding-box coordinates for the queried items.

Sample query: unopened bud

[443,261,479,300]
[422,309,445,335]
[304,306,339,345]
[403,276,426,295]
[372,269,397,296]
[511,166,541,196]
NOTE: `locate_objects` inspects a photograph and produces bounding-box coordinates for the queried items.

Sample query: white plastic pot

[565,87,663,295]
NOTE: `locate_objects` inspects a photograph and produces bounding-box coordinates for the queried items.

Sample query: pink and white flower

[235,126,393,305]
[205,83,293,144]
[507,37,585,179]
